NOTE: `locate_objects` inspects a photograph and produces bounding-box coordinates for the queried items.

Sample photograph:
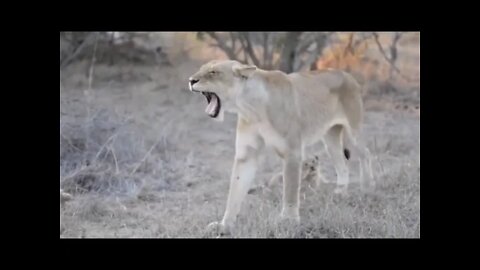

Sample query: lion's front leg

[219,153,258,231]
[207,117,262,236]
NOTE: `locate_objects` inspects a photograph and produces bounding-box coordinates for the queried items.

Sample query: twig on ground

[109,145,120,174]
[130,137,162,175]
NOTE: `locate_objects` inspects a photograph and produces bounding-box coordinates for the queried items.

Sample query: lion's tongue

[205,94,219,116]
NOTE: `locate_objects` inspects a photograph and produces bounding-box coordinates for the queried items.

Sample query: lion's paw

[206,221,232,237]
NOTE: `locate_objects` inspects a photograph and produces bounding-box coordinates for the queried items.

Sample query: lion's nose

[189,78,199,86]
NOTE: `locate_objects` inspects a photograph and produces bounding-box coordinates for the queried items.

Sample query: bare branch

[279,32,302,73]
[390,32,403,63]
[295,33,312,55]
[262,32,269,68]
[353,32,374,49]
[60,32,74,43]
[266,33,278,68]
[295,32,323,57]
[392,32,403,44]
[343,32,355,56]
[240,32,260,66]
[233,46,242,57]
[373,33,391,63]
[343,32,375,57]
[205,32,237,60]
[60,32,95,69]
[236,36,248,63]
[297,33,331,71]
[373,32,411,82]
[229,32,238,55]
[87,33,99,91]
[130,137,162,175]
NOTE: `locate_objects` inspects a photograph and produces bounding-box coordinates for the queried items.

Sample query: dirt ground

[60,41,420,238]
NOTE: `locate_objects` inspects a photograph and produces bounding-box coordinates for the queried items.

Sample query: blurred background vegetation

[60,31,419,92]
[60,32,420,238]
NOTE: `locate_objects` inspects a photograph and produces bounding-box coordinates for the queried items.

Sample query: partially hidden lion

[188,60,374,235]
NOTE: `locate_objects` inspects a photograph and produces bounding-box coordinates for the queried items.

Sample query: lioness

[188,60,374,235]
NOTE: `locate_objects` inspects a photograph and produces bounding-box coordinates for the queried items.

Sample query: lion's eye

[209,71,217,75]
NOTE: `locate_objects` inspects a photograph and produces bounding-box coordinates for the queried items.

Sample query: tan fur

[189,60,374,235]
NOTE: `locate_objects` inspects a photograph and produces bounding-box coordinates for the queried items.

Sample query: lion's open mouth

[202,92,221,118]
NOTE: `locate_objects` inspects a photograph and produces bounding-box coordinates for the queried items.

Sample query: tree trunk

[389,32,402,79]
[278,32,302,73]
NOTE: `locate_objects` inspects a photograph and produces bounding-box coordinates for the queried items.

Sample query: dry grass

[60,33,419,238]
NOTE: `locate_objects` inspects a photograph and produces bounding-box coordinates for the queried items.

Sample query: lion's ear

[232,63,257,78]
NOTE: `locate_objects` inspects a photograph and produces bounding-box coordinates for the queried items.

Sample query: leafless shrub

[198,32,333,73]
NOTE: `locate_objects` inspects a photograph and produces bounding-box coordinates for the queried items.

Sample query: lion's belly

[302,117,349,147]
[302,100,348,146]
